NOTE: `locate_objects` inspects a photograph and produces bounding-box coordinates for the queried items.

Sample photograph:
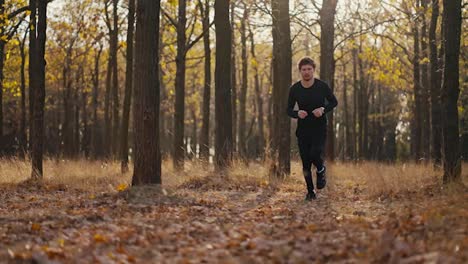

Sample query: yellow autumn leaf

[58,238,65,247]
[117,183,128,192]
[93,234,107,243]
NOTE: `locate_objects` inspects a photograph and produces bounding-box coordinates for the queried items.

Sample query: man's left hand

[312,107,325,117]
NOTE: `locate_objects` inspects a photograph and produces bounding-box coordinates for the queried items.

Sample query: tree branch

[162,9,177,28]
[186,20,214,52]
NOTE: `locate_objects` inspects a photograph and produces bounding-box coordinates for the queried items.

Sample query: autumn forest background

[0,0,467,263]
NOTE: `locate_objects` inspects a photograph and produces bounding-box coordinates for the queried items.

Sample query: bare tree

[214,0,233,170]
[132,0,162,185]
[441,0,462,183]
[30,0,48,179]
[271,0,292,177]
[120,0,135,173]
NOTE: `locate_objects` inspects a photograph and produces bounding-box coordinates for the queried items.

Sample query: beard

[302,76,312,81]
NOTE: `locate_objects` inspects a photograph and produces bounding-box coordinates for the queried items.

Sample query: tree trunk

[19,30,28,158]
[271,0,292,177]
[429,0,442,166]
[412,7,423,160]
[74,70,80,155]
[238,3,249,159]
[352,47,358,160]
[104,46,112,157]
[199,0,211,161]
[0,0,5,137]
[28,0,37,155]
[30,0,48,179]
[358,43,366,158]
[121,0,135,173]
[173,0,187,170]
[319,0,338,161]
[249,26,265,158]
[159,21,169,158]
[441,0,462,183]
[230,1,237,155]
[190,109,197,159]
[92,43,103,158]
[377,85,384,160]
[62,51,75,157]
[111,0,120,157]
[0,42,4,137]
[132,0,161,185]
[342,63,351,160]
[81,68,90,157]
[214,0,233,171]
[420,0,431,159]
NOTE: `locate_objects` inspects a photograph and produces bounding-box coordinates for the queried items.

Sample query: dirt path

[0,178,466,263]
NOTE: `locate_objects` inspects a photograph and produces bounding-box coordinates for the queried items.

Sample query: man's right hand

[298,110,308,119]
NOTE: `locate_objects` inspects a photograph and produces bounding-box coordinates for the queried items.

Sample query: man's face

[300,64,315,81]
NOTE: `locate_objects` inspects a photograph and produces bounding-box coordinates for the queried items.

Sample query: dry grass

[0,157,466,196]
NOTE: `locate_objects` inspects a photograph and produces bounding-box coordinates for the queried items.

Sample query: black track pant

[297,130,326,193]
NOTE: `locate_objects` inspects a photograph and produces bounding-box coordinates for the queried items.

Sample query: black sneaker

[305,191,317,201]
[316,166,327,189]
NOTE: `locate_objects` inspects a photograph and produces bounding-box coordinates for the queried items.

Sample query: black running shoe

[305,191,317,201]
[316,166,327,189]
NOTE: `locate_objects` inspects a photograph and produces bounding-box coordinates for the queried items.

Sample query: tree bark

[111,0,120,156]
[30,0,48,179]
[230,1,237,154]
[132,0,161,185]
[249,26,265,158]
[121,0,135,173]
[342,62,351,160]
[104,44,112,157]
[19,29,28,158]
[319,0,338,161]
[441,0,462,183]
[92,43,103,158]
[199,0,211,161]
[238,3,249,159]
[420,0,431,159]
[271,0,292,177]
[28,0,36,155]
[173,0,187,170]
[352,47,358,160]
[214,0,233,171]
[429,0,442,166]
[412,4,423,160]
[0,0,5,137]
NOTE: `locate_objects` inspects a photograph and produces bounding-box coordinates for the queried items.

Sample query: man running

[287,57,338,201]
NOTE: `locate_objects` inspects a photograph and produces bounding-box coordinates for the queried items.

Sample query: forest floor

[0,159,467,263]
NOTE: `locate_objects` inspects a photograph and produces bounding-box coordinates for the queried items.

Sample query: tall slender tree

[271,0,292,177]
[120,0,136,173]
[420,0,431,159]
[198,0,211,161]
[132,0,161,185]
[249,25,265,157]
[230,1,237,154]
[320,0,338,161]
[441,0,462,183]
[214,0,233,170]
[30,0,48,179]
[429,0,442,166]
[18,29,28,157]
[238,2,249,159]
[173,0,188,170]
[111,0,120,156]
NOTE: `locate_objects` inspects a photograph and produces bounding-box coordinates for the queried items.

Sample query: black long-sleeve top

[286,79,338,138]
